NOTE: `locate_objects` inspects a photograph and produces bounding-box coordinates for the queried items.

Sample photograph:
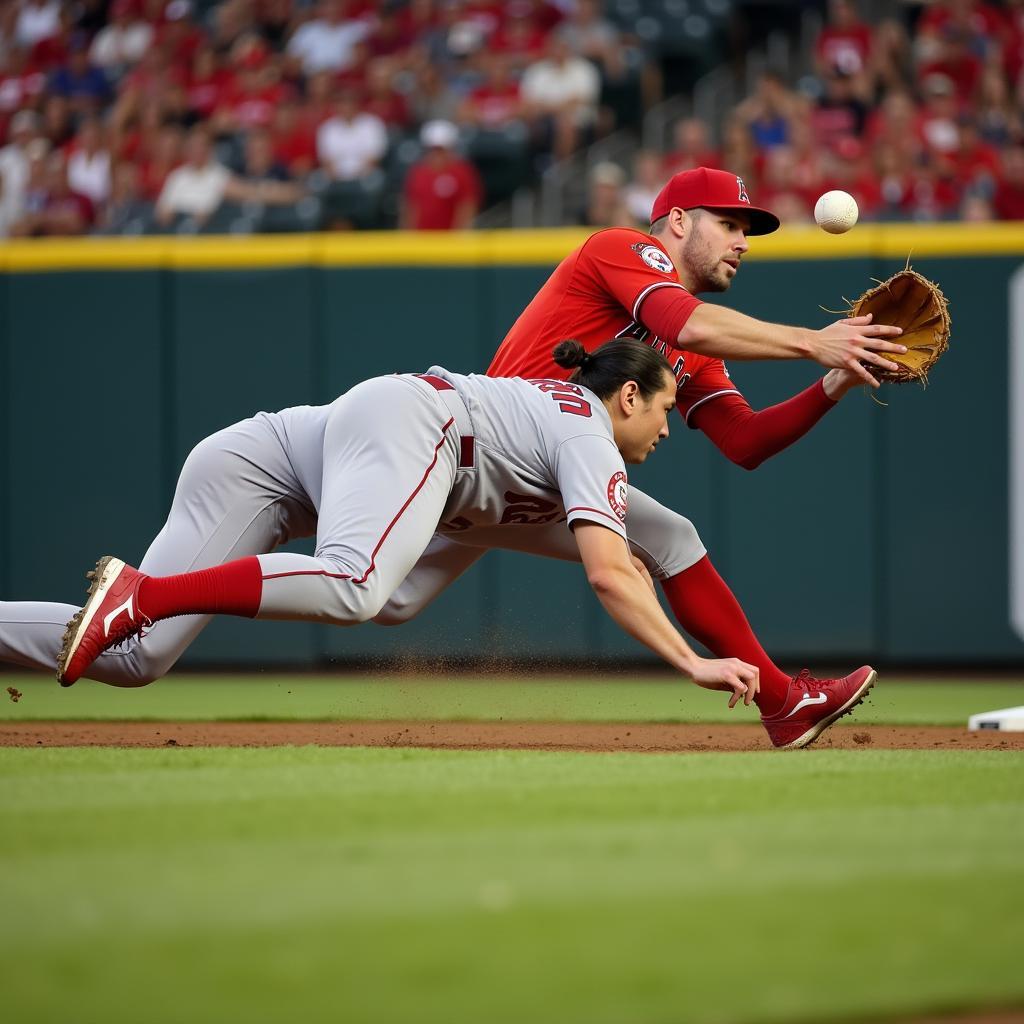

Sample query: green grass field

[3,672,1024,724]
[1,674,1022,1024]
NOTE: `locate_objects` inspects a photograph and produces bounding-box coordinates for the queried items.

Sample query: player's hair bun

[553,337,674,402]
[552,339,591,369]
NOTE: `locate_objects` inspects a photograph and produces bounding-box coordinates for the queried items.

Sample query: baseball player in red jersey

[493,167,903,746]
[386,168,898,748]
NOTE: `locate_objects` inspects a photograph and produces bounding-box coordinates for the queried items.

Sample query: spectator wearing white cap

[401,120,483,231]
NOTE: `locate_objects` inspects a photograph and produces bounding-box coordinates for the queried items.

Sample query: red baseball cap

[650,167,780,235]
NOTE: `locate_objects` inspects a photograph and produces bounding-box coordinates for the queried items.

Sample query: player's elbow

[715,434,765,470]
[732,449,765,471]
[585,565,629,600]
[675,307,711,348]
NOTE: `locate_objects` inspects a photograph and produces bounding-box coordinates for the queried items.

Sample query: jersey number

[528,379,593,418]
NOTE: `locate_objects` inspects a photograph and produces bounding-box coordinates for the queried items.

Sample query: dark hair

[551,338,674,400]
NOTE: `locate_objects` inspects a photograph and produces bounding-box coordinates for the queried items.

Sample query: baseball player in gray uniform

[0,338,758,707]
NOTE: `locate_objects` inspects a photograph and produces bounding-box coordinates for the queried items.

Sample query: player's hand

[813,314,906,388]
[688,657,760,708]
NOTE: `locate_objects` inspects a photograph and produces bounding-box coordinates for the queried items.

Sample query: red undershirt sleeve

[637,283,703,343]
[689,379,838,470]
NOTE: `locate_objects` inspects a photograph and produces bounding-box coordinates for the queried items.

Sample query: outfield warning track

[1,721,1022,751]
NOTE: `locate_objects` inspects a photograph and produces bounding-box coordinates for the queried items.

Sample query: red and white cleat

[760,666,877,750]
[57,556,150,687]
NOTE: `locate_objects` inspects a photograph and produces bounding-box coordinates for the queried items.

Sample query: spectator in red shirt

[363,60,411,129]
[948,117,1001,192]
[185,46,232,123]
[401,119,482,230]
[29,4,75,74]
[994,143,1024,219]
[907,161,961,221]
[270,97,318,178]
[154,5,205,67]
[304,70,338,127]
[821,137,882,216]
[490,8,549,74]
[865,87,921,160]
[212,47,290,134]
[458,53,524,129]
[918,30,983,104]
[365,5,416,64]
[916,0,1006,61]
[815,0,873,78]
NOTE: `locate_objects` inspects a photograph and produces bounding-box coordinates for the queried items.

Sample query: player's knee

[630,512,705,579]
[372,597,417,627]
[322,575,391,625]
[89,648,173,687]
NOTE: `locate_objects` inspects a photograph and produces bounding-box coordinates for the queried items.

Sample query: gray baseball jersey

[427,365,630,545]
[0,368,703,684]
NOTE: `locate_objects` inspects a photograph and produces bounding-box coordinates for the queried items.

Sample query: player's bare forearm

[678,303,815,360]
[574,524,760,705]
[677,305,907,388]
[583,548,700,675]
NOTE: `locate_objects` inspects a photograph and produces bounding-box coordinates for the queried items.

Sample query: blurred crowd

[1,0,1023,238]
[0,0,657,235]
[592,0,1024,229]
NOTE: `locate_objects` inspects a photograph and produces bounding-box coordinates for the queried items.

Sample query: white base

[967,706,1024,732]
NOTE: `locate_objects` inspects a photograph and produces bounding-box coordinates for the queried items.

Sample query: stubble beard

[681,233,732,294]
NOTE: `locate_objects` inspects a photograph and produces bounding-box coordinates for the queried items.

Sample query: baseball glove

[848,267,951,384]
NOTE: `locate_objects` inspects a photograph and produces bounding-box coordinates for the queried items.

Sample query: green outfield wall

[1,224,1022,667]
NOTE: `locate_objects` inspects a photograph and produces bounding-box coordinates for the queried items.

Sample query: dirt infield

[2,720,1023,751]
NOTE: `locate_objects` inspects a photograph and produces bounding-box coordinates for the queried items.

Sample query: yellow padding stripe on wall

[0,222,1021,271]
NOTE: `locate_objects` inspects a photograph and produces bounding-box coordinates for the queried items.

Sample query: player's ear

[620,380,640,413]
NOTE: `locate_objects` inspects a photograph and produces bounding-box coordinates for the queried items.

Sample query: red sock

[660,555,791,714]
[137,556,263,622]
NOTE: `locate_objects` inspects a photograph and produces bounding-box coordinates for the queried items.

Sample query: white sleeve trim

[683,389,741,426]
[632,281,689,322]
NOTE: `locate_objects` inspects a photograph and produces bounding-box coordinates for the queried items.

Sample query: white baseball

[814,190,859,234]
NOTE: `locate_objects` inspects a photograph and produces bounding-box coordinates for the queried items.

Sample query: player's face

[619,374,676,464]
[681,209,751,293]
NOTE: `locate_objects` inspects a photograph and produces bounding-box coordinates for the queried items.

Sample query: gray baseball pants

[0,379,705,685]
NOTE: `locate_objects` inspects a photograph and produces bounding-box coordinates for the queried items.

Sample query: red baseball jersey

[487,227,742,426]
